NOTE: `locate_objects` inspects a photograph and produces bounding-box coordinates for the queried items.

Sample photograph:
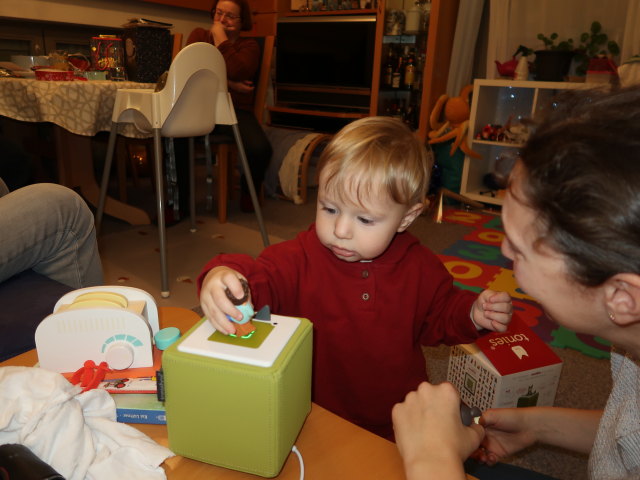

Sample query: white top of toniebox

[177,314,300,367]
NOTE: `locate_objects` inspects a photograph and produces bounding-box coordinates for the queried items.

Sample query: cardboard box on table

[448,316,562,411]
[162,314,313,477]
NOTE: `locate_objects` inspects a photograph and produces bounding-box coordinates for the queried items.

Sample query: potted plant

[533,32,576,81]
[573,21,620,77]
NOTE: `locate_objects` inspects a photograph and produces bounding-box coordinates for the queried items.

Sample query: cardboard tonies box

[448,316,562,411]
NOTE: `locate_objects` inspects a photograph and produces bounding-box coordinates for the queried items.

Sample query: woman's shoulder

[186,27,211,45]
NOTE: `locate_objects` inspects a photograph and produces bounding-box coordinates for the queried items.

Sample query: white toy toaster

[35,286,159,373]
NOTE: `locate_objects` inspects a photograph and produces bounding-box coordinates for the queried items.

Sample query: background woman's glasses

[213,9,240,20]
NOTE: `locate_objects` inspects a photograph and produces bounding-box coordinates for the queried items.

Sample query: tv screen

[276,15,376,91]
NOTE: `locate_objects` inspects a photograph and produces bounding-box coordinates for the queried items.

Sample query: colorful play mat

[438,208,611,360]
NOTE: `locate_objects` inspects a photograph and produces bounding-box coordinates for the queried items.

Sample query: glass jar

[90,36,126,81]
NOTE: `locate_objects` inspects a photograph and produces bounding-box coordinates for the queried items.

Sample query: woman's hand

[478,407,601,462]
[228,79,255,94]
[475,408,537,465]
[392,382,484,479]
[209,21,228,46]
[199,266,251,334]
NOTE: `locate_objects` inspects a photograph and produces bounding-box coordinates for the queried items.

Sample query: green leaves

[536,21,620,77]
[573,21,620,76]
[536,32,574,51]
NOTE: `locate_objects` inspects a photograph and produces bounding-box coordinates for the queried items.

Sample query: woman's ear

[604,273,640,326]
[398,203,424,232]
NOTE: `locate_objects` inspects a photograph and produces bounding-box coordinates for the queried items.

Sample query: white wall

[0,0,210,39]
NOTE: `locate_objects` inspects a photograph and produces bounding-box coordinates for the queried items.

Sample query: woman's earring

[608,311,616,321]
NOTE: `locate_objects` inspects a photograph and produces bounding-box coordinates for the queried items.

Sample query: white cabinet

[460,79,591,206]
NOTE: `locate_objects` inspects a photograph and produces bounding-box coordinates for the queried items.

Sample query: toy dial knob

[105,342,134,370]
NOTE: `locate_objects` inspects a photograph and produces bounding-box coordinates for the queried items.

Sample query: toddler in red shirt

[198,116,512,438]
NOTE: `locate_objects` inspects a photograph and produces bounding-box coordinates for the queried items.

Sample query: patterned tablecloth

[0,78,155,138]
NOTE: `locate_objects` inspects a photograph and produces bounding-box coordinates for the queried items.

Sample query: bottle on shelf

[421,0,431,34]
[404,1,421,34]
[393,99,406,120]
[403,48,416,90]
[382,47,395,88]
[404,103,419,130]
[391,53,403,89]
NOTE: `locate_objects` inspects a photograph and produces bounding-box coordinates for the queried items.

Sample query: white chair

[95,42,269,298]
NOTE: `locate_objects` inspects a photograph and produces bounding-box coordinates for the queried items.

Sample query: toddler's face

[315,171,417,262]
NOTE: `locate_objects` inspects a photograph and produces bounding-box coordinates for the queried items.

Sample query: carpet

[438,208,611,359]
[99,217,284,311]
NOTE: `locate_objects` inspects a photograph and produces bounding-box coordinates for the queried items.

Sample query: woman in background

[187,0,272,212]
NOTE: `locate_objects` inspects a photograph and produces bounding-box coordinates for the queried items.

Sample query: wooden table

[0,77,153,225]
[1,307,407,479]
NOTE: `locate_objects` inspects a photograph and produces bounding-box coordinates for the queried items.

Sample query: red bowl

[35,69,76,81]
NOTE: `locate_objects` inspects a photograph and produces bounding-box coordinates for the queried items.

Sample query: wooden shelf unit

[270,0,459,139]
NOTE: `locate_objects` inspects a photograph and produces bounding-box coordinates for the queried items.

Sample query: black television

[275,15,377,111]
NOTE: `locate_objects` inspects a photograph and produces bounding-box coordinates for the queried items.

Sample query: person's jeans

[0,179,103,288]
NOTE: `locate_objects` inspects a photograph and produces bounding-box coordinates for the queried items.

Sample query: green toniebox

[162,314,313,477]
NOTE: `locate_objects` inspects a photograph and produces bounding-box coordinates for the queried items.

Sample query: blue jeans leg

[0,182,103,288]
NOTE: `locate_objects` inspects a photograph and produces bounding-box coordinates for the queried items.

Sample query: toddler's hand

[472,290,512,332]
[200,266,251,335]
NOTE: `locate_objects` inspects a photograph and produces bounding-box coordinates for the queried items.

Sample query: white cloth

[0,366,174,480]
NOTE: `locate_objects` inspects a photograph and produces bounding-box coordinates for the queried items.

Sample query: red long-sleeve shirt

[198,224,480,438]
[186,28,259,111]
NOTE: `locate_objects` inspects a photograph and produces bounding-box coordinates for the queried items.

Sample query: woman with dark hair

[392,85,640,480]
[185,0,272,212]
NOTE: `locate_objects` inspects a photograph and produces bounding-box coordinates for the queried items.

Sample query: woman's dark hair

[513,85,640,287]
[210,0,253,31]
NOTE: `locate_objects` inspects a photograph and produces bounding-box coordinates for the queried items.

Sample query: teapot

[495,45,532,78]
[495,58,518,78]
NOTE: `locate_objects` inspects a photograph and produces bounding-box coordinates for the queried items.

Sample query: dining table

[0,76,156,225]
[0,306,412,480]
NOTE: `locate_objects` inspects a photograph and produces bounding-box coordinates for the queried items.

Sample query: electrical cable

[291,445,304,480]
